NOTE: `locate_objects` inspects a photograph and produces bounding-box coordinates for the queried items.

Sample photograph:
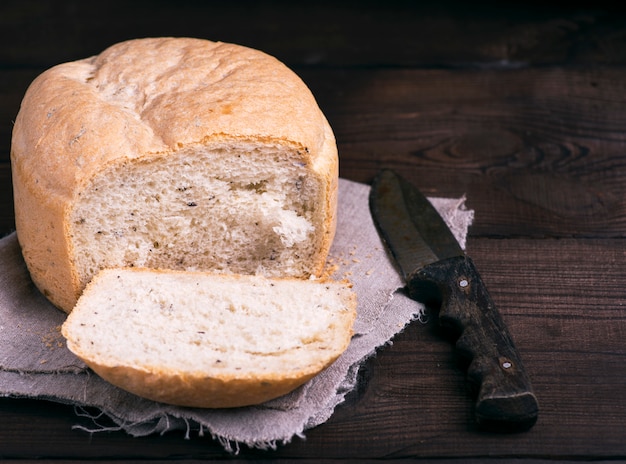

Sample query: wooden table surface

[2,1,626,461]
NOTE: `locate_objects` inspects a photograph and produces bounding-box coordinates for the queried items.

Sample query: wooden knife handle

[407,255,539,431]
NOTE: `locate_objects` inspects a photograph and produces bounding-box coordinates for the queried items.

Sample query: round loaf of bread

[11,37,338,312]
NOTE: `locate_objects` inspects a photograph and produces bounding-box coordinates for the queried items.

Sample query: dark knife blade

[369,169,538,431]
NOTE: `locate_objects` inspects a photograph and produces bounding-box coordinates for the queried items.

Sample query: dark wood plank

[1,238,625,459]
[278,239,626,460]
[0,398,231,460]
[0,163,14,235]
[0,70,38,164]
[300,66,626,239]
[1,0,625,70]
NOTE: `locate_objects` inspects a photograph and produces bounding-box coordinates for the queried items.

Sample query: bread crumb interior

[69,142,322,289]
[65,271,352,374]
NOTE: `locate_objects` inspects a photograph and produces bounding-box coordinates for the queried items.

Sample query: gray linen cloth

[0,178,473,452]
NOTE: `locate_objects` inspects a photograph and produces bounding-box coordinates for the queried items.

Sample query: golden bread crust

[68,346,339,408]
[11,37,337,312]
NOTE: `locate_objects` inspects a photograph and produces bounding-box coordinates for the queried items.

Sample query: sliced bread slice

[61,268,356,408]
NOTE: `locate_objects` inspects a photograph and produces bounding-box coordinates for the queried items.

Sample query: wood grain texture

[1,0,625,69]
[0,70,38,164]
[2,0,626,461]
[0,164,14,235]
[284,237,626,460]
[1,238,625,460]
[304,67,626,239]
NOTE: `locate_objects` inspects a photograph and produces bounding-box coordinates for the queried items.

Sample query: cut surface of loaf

[70,140,324,286]
[62,268,357,408]
[11,37,338,312]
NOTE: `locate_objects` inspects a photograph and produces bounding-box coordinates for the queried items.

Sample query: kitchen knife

[369,169,538,431]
